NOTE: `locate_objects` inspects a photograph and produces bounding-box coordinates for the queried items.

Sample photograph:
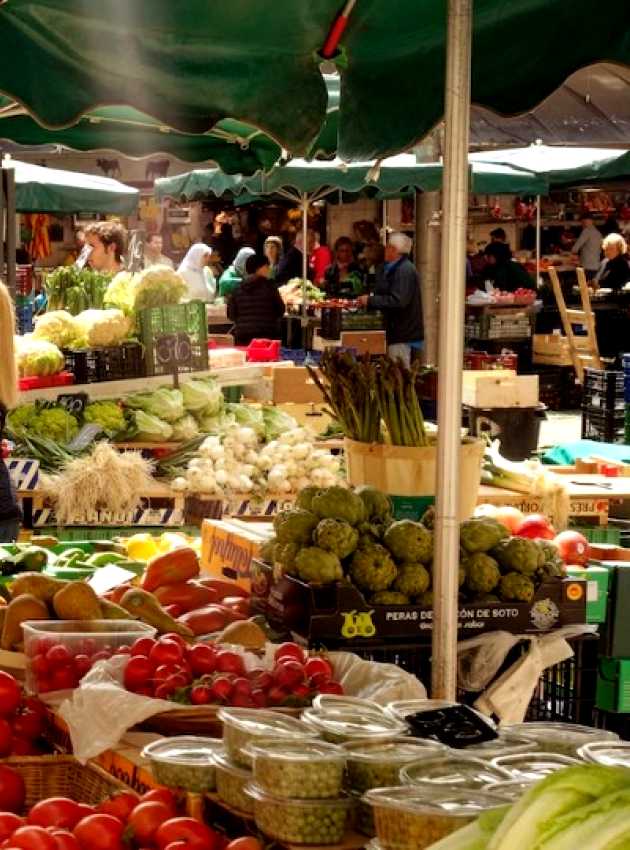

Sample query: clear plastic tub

[142,736,222,793]
[384,700,458,721]
[214,752,254,814]
[399,754,511,789]
[491,752,579,780]
[313,694,387,716]
[450,731,537,760]
[578,742,630,766]
[246,739,346,799]
[301,708,408,744]
[505,723,620,757]
[343,738,447,793]
[218,708,316,767]
[364,786,505,850]
[23,620,156,694]
[483,779,536,801]
[247,783,354,845]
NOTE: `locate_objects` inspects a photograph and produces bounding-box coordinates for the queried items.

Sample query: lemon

[126,533,159,562]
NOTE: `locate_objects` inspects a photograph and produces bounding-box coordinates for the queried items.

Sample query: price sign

[56,392,88,416]
[67,423,102,452]
[155,332,193,388]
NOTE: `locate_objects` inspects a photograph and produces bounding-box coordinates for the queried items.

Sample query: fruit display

[246,783,353,845]
[246,740,346,800]
[142,736,222,793]
[0,672,49,757]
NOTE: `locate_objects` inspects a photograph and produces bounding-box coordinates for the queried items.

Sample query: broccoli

[33,408,79,444]
[6,404,39,435]
[314,518,359,560]
[372,590,411,605]
[311,486,366,527]
[273,509,319,546]
[295,487,322,513]
[460,518,509,554]
[492,537,543,577]
[393,563,430,597]
[384,520,433,564]
[83,401,127,437]
[464,553,501,595]
[295,547,343,585]
[355,486,392,524]
[499,571,535,603]
[350,543,398,592]
[418,590,434,607]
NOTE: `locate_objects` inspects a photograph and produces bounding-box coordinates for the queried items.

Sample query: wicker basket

[4,756,130,809]
[141,705,302,737]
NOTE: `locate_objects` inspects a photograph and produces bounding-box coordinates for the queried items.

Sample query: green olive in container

[301,708,408,744]
[364,786,506,850]
[142,736,222,793]
[247,783,354,845]
[218,708,317,767]
[343,738,447,794]
[504,722,619,757]
[400,754,511,789]
[214,751,255,814]
[246,739,346,799]
[490,752,580,781]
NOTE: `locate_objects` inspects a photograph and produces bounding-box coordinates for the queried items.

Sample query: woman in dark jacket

[227,254,285,345]
[595,233,630,292]
[0,284,20,542]
[323,236,365,298]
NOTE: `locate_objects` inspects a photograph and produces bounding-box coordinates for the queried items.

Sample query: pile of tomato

[123,636,344,708]
[0,671,48,757]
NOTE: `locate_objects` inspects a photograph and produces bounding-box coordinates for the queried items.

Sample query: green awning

[4,159,139,214]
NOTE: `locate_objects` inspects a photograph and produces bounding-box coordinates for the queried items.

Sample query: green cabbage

[226,403,265,437]
[125,388,184,423]
[104,271,136,316]
[172,414,200,441]
[196,410,235,434]
[262,406,299,442]
[182,379,221,413]
[132,410,173,442]
[7,404,39,435]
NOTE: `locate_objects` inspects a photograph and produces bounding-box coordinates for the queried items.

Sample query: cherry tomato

[72,656,92,680]
[0,812,24,841]
[10,825,58,850]
[155,818,219,850]
[31,655,47,677]
[51,668,76,691]
[139,788,177,811]
[304,657,332,684]
[73,815,124,850]
[51,831,80,850]
[0,718,13,756]
[273,661,304,689]
[149,640,184,669]
[225,839,264,850]
[187,644,216,676]
[13,709,45,741]
[189,686,212,706]
[28,798,83,830]
[215,651,244,676]
[0,672,21,717]
[45,646,71,668]
[273,642,305,665]
[97,792,139,822]
[318,680,344,695]
[128,803,173,845]
[159,634,187,650]
[123,657,153,692]
[130,638,156,658]
[0,765,25,812]
[153,665,181,687]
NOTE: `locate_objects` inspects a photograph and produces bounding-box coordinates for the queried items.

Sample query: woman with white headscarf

[177,243,216,303]
[219,247,255,297]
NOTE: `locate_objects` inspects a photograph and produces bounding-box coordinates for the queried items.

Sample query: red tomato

[10,826,57,850]
[267,686,289,706]
[51,831,80,850]
[159,634,187,650]
[215,651,244,676]
[11,737,41,756]
[97,792,139,822]
[45,646,71,668]
[250,671,273,692]
[74,806,94,821]
[0,813,24,841]
[226,839,264,850]
[73,815,124,850]
[149,641,184,669]
[210,676,233,702]
[515,514,556,540]
[304,657,332,686]
[274,661,304,689]
[554,530,589,566]
[31,655,47,677]
[128,803,173,845]
[190,686,212,706]
[13,709,44,741]
[28,798,83,830]
[155,818,219,850]
[73,656,92,680]
[187,645,216,676]
[0,672,21,717]
[123,657,153,692]
[0,765,26,812]
[130,638,156,658]
[140,789,177,812]
[274,642,305,665]
[51,668,77,691]
[0,718,13,756]
[318,680,344,695]
[251,689,268,708]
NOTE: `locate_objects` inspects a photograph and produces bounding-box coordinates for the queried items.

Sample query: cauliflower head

[311,486,366,526]
[84,401,127,437]
[460,518,509,554]
[372,590,411,605]
[350,543,398,592]
[314,519,359,560]
[15,336,65,377]
[393,563,430,597]
[355,486,392,524]
[499,571,535,603]
[32,310,82,348]
[104,270,136,316]
[384,520,433,564]
[492,537,543,577]
[295,487,322,513]
[464,553,501,594]
[295,547,343,584]
[273,509,319,546]
[75,309,131,347]
[134,265,187,310]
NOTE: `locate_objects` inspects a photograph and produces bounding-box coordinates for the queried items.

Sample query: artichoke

[420,506,435,530]
[311,486,366,526]
[295,487,322,513]
[418,590,434,607]
[499,571,535,602]
[492,537,543,577]
[273,509,319,546]
[464,552,501,595]
[477,593,500,603]
[259,537,277,564]
[295,547,343,584]
[393,563,430,597]
[276,542,300,571]
[314,518,359,560]
[384,520,433,564]
[355,486,393,523]
[372,590,411,605]
[460,518,509,554]
[349,543,398,592]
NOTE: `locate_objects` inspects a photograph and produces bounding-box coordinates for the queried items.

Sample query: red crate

[463,351,518,371]
[18,371,75,391]
[245,339,281,362]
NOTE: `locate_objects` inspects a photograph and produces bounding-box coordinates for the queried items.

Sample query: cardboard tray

[250,559,587,642]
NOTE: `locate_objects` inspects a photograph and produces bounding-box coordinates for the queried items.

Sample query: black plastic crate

[63,342,145,384]
[583,368,624,411]
[139,302,208,377]
[582,408,626,443]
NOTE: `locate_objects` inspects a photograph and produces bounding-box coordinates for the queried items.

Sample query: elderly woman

[177,244,216,303]
[219,247,255,297]
[595,234,630,291]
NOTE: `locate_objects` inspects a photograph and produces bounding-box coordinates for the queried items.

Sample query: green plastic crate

[222,385,243,404]
[139,301,208,377]
[572,525,620,545]
[597,657,630,713]
[567,564,610,623]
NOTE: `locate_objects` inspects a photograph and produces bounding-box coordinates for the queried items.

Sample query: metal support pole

[382,200,388,245]
[535,195,541,286]
[4,165,16,299]
[301,193,309,321]
[415,190,442,365]
[432,0,473,700]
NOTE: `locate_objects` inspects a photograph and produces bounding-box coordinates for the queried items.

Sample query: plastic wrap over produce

[57,647,426,762]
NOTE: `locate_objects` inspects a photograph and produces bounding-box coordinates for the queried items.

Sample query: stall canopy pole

[432,0,473,700]
[536,195,541,286]
[382,200,388,245]
[301,191,309,321]
[3,163,16,299]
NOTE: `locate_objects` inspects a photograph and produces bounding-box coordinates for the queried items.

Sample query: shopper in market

[483,242,536,291]
[572,215,602,280]
[263,235,283,279]
[323,236,365,297]
[143,233,174,269]
[357,232,422,368]
[84,221,127,274]
[177,243,216,303]
[276,230,315,284]
[595,233,630,291]
[218,246,255,297]
[227,254,285,345]
[0,284,21,543]
[310,233,333,285]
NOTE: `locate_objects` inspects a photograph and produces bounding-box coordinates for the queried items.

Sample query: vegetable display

[14,337,65,378]
[44,267,113,314]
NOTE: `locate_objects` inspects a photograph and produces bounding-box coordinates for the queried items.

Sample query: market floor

[539,410,581,451]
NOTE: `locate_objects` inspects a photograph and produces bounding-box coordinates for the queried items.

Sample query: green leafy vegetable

[125,388,184,423]
[83,401,127,438]
[132,410,173,442]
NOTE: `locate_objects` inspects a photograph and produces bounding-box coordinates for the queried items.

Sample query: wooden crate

[533,333,590,367]
[462,371,539,408]
[272,366,324,404]
[340,329,387,355]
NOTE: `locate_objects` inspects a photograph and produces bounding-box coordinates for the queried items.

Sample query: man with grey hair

[358,232,423,367]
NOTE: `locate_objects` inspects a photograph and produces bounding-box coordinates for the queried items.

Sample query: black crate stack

[581,368,625,443]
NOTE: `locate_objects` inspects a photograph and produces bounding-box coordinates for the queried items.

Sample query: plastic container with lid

[214,752,254,814]
[577,742,630,766]
[505,723,620,757]
[364,786,506,850]
[484,779,536,801]
[491,752,579,780]
[313,694,387,717]
[247,783,354,845]
[399,754,511,789]
[384,699,458,721]
[142,736,222,793]
[343,738,447,793]
[218,708,316,767]
[301,708,408,744]
[451,731,536,760]
[246,739,346,799]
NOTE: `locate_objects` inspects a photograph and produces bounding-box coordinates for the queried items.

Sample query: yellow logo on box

[566,582,584,602]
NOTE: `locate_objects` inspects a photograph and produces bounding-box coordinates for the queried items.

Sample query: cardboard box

[462,371,538,408]
[597,658,630,713]
[567,565,610,623]
[201,518,273,589]
[272,367,324,404]
[340,330,387,355]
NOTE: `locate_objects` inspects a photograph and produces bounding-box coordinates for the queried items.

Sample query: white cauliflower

[75,309,131,347]
[32,310,83,348]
